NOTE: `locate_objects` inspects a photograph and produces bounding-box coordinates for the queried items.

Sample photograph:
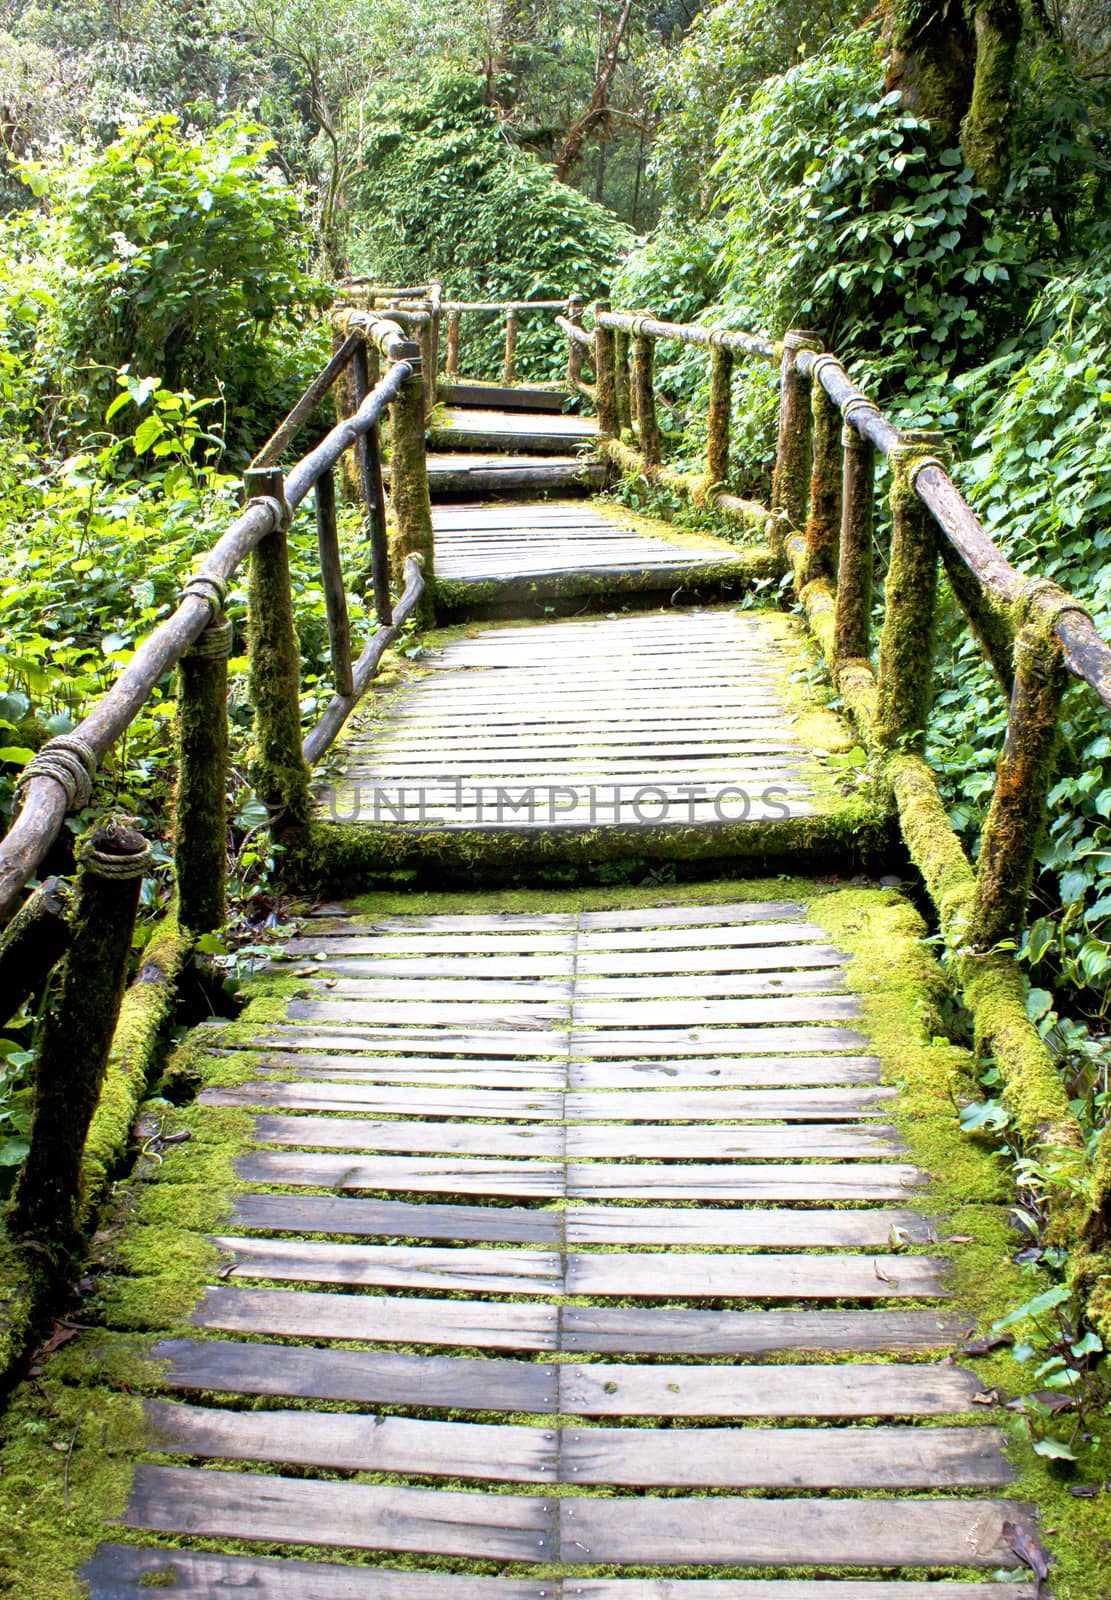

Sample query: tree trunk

[554,0,635,182]
[882,0,976,149]
[961,0,1023,197]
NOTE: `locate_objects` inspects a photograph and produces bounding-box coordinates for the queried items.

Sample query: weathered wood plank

[144,1400,558,1482]
[155,1338,558,1411]
[564,1252,945,1299]
[124,1465,557,1559]
[555,1497,1030,1567]
[230,1193,564,1243]
[565,1162,925,1201]
[575,949,846,975]
[205,1083,564,1118]
[559,1307,968,1354]
[249,1116,564,1158]
[561,1424,1013,1488]
[569,1028,872,1057]
[564,1206,934,1248]
[559,1361,987,1416]
[575,1585,1035,1600]
[83,1545,554,1599]
[235,1151,565,1196]
[213,1237,564,1294]
[570,997,861,1026]
[564,1087,894,1120]
[564,1124,905,1159]
[192,1287,559,1349]
[577,903,807,927]
[569,1057,881,1087]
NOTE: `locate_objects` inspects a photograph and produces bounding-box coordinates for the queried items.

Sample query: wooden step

[430,407,598,456]
[438,381,568,412]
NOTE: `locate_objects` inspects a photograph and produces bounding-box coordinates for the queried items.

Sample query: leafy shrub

[347,73,632,379]
[27,115,330,444]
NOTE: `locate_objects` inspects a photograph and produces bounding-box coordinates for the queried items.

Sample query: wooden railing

[570,300,1111,1183]
[0,309,434,1243]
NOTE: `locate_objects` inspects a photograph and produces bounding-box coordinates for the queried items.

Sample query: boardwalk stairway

[5,287,1111,1598]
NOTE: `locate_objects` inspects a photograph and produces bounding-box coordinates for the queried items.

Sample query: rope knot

[16,733,99,812]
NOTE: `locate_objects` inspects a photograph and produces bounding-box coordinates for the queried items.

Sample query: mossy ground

[2,875,1109,1595]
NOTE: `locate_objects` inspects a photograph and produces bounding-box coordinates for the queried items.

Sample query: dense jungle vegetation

[0,0,1109,1216]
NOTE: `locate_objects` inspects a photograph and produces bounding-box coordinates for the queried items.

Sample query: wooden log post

[614,328,632,436]
[386,346,436,624]
[314,467,354,696]
[834,399,878,667]
[0,877,72,1020]
[446,311,461,381]
[244,465,313,830]
[875,432,951,752]
[593,301,618,438]
[772,330,822,530]
[566,293,586,389]
[968,621,1069,950]
[503,308,518,386]
[632,323,661,471]
[802,355,843,586]
[9,821,150,1248]
[352,341,393,628]
[175,605,232,935]
[427,279,443,402]
[706,336,734,490]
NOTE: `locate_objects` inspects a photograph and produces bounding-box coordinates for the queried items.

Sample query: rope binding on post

[180,574,229,624]
[1015,575,1094,640]
[15,734,99,812]
[80,819,152,881]
[185,614,234,662]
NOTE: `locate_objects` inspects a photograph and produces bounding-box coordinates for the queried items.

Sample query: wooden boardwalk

[81,897,1038,1596]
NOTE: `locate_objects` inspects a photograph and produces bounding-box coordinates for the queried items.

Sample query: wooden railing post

[0,877,71,1020]
[566,293,585,389]
[969,622,1068,949]
[706,335,734,489]
[352,339,393,627]
[386,346,436,624]
[446,310,461,381]
[427,279,443,403]
[175,604,232,934]
[875,431,951,752]
[614,328,632,436]
[244,465,313,828]
[803,355,843,585]
[503,308,518,386]
[632,323,660,470]
[314,467,355,695]
[593,301,618,437]
[10,821,150,1246]
[834,399,878,667]
[773,330,822,529]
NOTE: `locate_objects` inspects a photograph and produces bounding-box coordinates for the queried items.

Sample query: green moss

[961,0,1021,198]
[801,378,841,585]
[175,630,230,935]
[247,517,313,831]
[875,453,939,752]
[79,907,192,1229]
[435,555,776,618]
[387,371,436,616]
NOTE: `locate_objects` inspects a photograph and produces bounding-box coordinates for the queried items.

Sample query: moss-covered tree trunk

[962,0,1022,198]
[883,0,976,148]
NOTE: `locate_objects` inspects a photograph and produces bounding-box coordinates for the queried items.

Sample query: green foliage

[348,73,631,378]
[28,115,329,440]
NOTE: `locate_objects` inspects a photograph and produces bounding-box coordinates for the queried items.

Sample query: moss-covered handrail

[0,324,428,927]
[591,297,1111,1311]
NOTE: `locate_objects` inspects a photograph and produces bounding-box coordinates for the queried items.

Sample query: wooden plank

[575,1585,1035,1600]
[84,1545,554,1599]
[235,1151,565,1196]
[213,1237,564,1294]
[124,1465,556,1559]
[192,1287,559,1350]
[251,1052,564,1088]
[564,1252,947,1300]
[575,949,847,974]
[155,1338,558,1411]
[286,999,568,1028]
[555,1497,1030,1567]
[561,1425,1013,1488]
[564,1125,905,1159]
[559,1361,987,1416]
[249,1116,564,1158]
[559,1307,968,1354]
[438,381,567,411]
[284,934,574,955]
[144,1400,558,1482]
[570,998,861,1026]
[569,1028,872,1058]
[564,1206,934,1249]
[205,1084,564,1119]
[577,904,807,927]
[564,1088,894,1120]
[566,1162,925,1201]
[570,1058,881,1088]
[266,979,573,1000]
[230,1193,564,1243]
[243,1028,571,1058]
[572,972,848,997]
[576,925,824,950]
